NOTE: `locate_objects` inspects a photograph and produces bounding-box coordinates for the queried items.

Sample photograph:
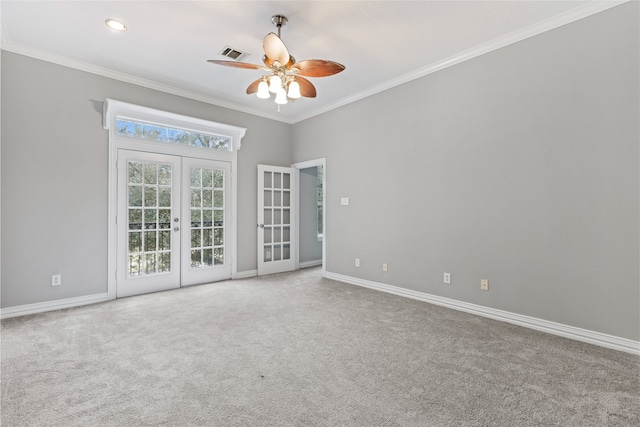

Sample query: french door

[117,150,231,297]
[257,165,296,275]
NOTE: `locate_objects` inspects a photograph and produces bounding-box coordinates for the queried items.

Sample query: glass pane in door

[190,167,225,268]
[257,165,296,276]
[262,169,293,263]
[127,160,172,277]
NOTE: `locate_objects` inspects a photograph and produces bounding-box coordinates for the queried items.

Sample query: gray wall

[1,52,291,308]
[2,4,638,342]
[292,3,639,340]
[299,167,322,263]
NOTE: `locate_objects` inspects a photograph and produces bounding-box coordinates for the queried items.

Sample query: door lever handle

[174,227,180,232]
[259,224,264,228]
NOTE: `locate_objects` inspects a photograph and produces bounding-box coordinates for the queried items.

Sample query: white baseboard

[1,293,110,319]
[325,272,640,356]
[300,259,322,269]
[234,269,258,279]
[1,270,261,318]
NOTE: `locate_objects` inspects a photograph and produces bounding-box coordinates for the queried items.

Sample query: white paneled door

[117,150,231,297]
[258,165,296,276]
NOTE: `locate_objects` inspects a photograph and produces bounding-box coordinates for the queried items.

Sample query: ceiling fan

[207,15,345,107]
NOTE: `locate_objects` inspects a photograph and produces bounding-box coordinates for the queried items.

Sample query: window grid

[263,171,292,263]
[127,161,172,277]
[190,167,225,268]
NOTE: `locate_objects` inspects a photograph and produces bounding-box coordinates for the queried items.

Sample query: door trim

[104,100,246,300]
[111,147,236,298]
[292,158,326,277]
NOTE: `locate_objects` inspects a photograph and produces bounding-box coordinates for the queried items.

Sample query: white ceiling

[0,1,623,123]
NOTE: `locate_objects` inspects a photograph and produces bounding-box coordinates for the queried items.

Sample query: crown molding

[1,1,628,125]
[290,0,630,123]
[0,40,295,124]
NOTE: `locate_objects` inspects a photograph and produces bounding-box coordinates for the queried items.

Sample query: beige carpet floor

[2,267,639,426]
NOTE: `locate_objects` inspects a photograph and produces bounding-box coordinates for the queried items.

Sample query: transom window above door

[115,118,232,151]
[103,99,246,153]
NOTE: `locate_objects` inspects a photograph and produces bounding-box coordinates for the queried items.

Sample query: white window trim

[103,99,245,150]
[103,99,247,299]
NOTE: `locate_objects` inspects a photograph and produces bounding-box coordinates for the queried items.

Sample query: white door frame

[292,158,326,277]
[103,99,246,300]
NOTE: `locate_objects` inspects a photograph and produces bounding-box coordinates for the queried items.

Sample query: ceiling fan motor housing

[271,15,288,30]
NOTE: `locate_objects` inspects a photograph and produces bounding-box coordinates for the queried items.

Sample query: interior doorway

[293,159,326,276]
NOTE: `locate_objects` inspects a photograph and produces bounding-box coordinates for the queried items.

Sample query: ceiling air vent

[219,46,249,62]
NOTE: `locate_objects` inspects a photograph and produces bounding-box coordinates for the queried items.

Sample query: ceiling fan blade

[263,32,290,65]
[246,79,262,95]
[296,77,317,98]
[292,60,345,77]
[207,60,266,70]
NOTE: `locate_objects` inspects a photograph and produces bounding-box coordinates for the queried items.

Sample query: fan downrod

[271,15,288,37]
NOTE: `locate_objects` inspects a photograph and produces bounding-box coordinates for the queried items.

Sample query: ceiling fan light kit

[288,80,301,99]
[268,74,282,93]
[207,14,345,110]
[257,79,271,99]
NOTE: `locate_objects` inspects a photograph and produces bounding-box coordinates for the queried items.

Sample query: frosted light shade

[269,75,282,93]
[257,81,270,99]
[287,81,301,99]
[275,87,288,104]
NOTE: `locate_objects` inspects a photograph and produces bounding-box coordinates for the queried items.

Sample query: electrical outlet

[444,272,451,284]
[382,263,388,272]
[481,279,489,291]
[51,275,62,286]
[355,258,360,267]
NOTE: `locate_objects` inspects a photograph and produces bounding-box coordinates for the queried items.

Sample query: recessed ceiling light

[105,19,127,32]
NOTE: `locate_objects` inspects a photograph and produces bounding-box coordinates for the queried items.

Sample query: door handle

[174,227,180,232]
[174,218,179,222]
[259,224,264,228]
